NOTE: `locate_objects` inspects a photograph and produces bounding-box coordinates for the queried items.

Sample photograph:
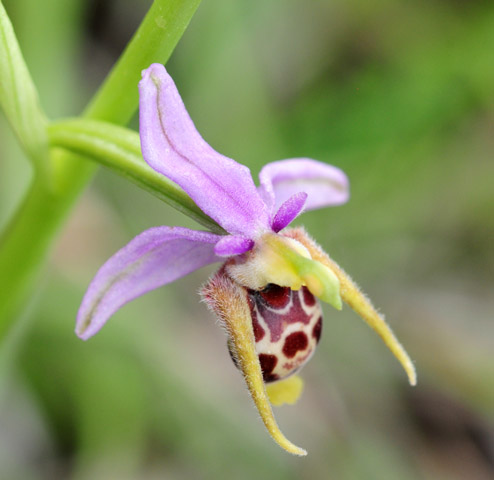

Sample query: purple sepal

[271,192,308,233]
[139,64,270,237]
[214,235,255,257]
[258,158,349,213]
[76,226,222,340]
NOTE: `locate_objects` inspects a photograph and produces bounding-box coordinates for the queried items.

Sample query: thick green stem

[0,0,203,340]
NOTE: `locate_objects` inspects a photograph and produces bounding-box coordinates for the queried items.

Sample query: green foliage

[0,0,49,176]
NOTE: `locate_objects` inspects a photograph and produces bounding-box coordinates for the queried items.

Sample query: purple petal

[271,192,308,233]
[214,235,254,257]
[139,64,270,237]
[258,158,349,212]
[76,226,222,340]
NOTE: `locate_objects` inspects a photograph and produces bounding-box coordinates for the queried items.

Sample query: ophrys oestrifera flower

[76,64,416,456]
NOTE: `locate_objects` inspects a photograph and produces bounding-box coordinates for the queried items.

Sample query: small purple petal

[271,192,308,233]
[139,64,270,237]
[76,226,222,340]
[258,158,349,213]
[214,235,254,257]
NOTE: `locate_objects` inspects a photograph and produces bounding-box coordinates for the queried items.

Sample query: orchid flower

[76,63,416,456]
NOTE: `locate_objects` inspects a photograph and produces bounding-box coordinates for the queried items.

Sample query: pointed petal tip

[406,361,417,386]
[140,62,166,81]
[75,311,99,341]
[75,329,90,341]
[75,312,91,340]
[271,192,308,232]
[285,444,308,457]
[333,295,343,311]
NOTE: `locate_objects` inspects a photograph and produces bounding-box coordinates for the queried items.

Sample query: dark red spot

[312,316,322,343]
[259,354,279,382]
[252,314,265,342]
[283,349,311,372]
[282,332,308,358]
[248,286,312,343]
[302,286,316,306]
[247,294,265,342]
[259,284,291,309]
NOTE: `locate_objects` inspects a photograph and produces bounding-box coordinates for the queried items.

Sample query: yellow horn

[285,228,417,386]
[201,270,307,456]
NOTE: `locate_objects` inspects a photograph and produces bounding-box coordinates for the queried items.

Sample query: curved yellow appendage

[286,228,417,386]
[267,375,304,407]
[201,271,307,456]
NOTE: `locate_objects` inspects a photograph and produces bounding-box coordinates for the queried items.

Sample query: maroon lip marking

[259,284,291,309]
[264,373,280,382]
[259,354,279,382]
[312,316,322,343]
[244,284,323,381]
[248,286,312,343]
[282,332,309,358]
[252,313,265,342]
[247,295,265,342]
[283,350,311,372]
[302,286,316,306]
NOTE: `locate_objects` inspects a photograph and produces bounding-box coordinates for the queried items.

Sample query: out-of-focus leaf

[0,0,49,174]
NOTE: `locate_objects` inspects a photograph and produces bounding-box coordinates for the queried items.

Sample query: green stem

[48,119,223,234]
[0,0,203,340]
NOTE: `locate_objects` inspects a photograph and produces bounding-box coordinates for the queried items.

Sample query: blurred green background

[1,0,493,479]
